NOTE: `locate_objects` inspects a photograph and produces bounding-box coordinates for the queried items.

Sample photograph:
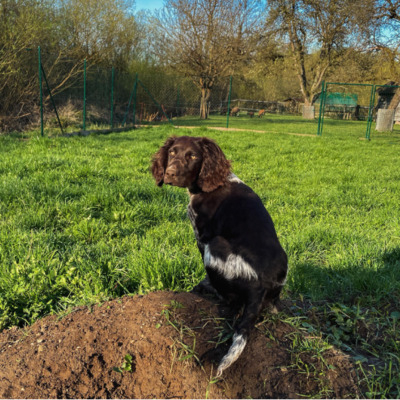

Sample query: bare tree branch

[151,0,264,118]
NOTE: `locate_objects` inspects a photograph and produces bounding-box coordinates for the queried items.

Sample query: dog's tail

[216,330,248,377]
[215,286,276,376]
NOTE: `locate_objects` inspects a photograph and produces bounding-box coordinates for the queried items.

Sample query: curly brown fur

[151,136,177,186]
[196,137,231,192]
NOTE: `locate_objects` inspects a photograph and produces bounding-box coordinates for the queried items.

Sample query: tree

[152,0,264,119]
[0,0,60,130]
[60,0,141,69]
[0,0,143,131]
[362,0,400,109]
[267,0,357,106]
[43,0,140,95]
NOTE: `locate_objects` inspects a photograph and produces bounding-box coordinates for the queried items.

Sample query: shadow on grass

[289,247,400,306]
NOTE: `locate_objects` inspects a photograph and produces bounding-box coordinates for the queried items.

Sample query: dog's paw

[191,277,219,296]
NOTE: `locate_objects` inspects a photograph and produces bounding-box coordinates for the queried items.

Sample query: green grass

[1,121,400,397]
[144,112,400,139]
[143,113,320,135]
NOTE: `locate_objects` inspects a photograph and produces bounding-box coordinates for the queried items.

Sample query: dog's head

[151,136,231,192]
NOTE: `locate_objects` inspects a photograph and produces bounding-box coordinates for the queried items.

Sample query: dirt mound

[0,291,359,399]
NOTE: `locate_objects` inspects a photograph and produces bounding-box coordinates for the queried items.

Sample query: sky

[135,0,164,12]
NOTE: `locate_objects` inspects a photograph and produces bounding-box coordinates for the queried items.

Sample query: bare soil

[0,291,360,399]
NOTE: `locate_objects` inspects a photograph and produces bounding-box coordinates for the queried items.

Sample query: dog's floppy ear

[197,137,231,192]
[151,136,177,186]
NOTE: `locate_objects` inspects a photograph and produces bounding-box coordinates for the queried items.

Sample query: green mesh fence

[36,48,309,136]
[10,47,400,139]
[317,82,400,139]
[317,83,374,139]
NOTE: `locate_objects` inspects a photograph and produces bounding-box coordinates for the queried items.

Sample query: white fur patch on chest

[204,244,258,281]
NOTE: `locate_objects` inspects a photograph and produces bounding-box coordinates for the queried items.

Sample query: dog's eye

[190,155,197,160]
[169,150,175,156]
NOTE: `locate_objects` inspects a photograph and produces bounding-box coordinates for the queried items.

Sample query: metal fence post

[320,83,328,136]
[38,46,44,137]
[366,85,376,140]
[317,81,325,136]
[110,67,115,128]
[226,76,233,129]
[83,59,87,131]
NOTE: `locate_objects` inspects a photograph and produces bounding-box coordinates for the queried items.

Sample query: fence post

[83,59,87,131]
[365,85,376,140]
[320,83,328,136]
[226,76,233,129]
[110,67,115,128]
[38,46,44,137]
[317,81,325,136]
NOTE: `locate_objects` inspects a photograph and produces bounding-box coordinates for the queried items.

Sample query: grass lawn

[1,123,400,397]
[144,112,400,140]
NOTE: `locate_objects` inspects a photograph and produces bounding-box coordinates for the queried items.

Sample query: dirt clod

[0,291,359,398]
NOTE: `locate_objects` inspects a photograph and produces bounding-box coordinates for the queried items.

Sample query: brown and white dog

[151,135,288,376]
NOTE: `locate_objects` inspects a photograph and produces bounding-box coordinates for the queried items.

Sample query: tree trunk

[199,78,213,119]
[200,89,211,119]
[288,25,312,106]
[388,87,400,110]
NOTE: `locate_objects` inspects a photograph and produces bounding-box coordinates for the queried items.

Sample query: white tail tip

[216,332,247,376]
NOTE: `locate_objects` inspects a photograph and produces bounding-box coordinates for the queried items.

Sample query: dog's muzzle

[164,165,179,185]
